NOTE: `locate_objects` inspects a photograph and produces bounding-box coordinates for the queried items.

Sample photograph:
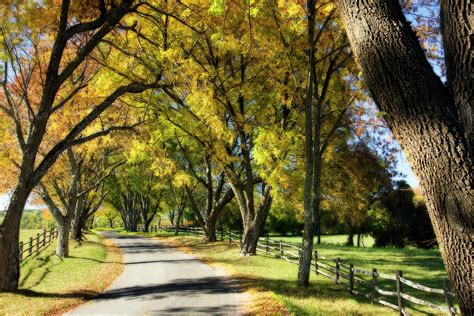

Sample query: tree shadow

[19,252,63,288]
[7,288,98,300]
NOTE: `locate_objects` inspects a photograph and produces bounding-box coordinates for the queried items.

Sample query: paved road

[68,231,248,315]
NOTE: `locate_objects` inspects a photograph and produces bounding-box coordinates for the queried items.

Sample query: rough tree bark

[337,1,473,313]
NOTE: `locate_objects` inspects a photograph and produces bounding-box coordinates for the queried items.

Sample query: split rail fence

[18,227,58,263]
[156,226,457,315]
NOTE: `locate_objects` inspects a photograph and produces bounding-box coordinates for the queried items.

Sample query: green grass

[275,234,375,247]
[0,231,123,315]
[19,229,44,243]
[136,231,451,315]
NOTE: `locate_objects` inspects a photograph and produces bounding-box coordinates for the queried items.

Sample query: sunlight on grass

[0,231,123,315]
[151,234,450,315]
[19,229,44,243]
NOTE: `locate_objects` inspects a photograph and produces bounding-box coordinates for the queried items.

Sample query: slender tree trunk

[346,232,354,246]
[297,0,316,287]
[108,218,114,228]
[357,233,361,248]
[174,207,184,236]
[337,1,473,313]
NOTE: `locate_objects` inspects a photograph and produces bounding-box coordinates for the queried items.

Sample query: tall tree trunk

[108,218,114,228]
[356,233,361,248]
[337,1,473,313]
[297,0,316,286]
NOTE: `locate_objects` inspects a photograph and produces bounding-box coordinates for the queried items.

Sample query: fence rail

[19,227,58,263]
[157,226,457,315]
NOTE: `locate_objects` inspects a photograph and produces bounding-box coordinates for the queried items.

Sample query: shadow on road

[97,276,243,301]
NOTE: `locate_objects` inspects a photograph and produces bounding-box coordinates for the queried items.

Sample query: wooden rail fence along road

[145,225,457,316]
[19,227,58,263]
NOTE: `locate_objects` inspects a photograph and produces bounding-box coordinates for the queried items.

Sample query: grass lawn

[19,229,45,243]
[275,234,375,247]
[132,230,451,315]
[0,231,123,315]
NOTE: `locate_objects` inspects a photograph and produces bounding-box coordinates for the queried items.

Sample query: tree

[324,142,392,246]
[370,181,435,248]
[0,0,164,290]
[36,149,82,257]
[337,1,473,312]
[71,145,122,240]
[267,0,362,286]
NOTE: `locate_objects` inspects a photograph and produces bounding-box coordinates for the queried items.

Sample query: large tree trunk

[71,219,83,240]
[337,1,473,313]
[205,218,217,242]
[239,190,272,255]
[56,220,71,257]
[240,222,261,255]
[0,185,30,290]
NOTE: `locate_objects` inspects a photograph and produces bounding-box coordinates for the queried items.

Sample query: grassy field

[19,229,44,243]
[0,231,123,315]
[275,234,375,247]
[130,230,450,315]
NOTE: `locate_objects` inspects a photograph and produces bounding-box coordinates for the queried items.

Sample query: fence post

[265,236,269,254]
[371,268,377,304]
[335,258,340,284]
[349,264,354,295]
[19,242,23,262]
[396,270,405,315]
[43,229,47,247]
[443,279,455,316]
[314,251,319,274]
[35,233,40,252]
[29,237,33,256]
[279,240,283,259]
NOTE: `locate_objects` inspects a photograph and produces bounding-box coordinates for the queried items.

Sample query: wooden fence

[19,227,58,263]
[156,226,457,315]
